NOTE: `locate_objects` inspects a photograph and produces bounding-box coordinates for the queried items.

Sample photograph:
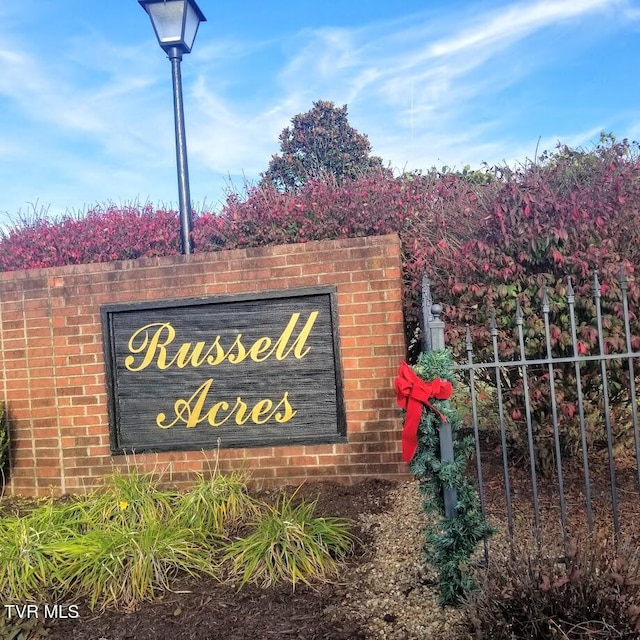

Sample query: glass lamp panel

[183,2,203,51]
[146,1,186,45]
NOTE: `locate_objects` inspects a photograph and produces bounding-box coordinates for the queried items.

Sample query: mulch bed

[40,479,395,640]
[4,449,640,640]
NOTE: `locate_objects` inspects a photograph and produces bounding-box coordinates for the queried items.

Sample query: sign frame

[101,286,347,455]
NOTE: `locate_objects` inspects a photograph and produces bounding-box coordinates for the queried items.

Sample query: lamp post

[138,0,207,255]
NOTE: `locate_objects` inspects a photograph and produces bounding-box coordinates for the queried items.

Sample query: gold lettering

[125,323,175,372]
[250,399,274,424]
[293,311,318,358]
[248,336,272,362]
[169,341,210,368]
[227,334,247,364]
[206,399,232,427]
[274,392,297,423]
[156,379,213,428]
[204,334,248,365]
[273,311,318,360]
[156,381,297,429]
[231,397,250,425]
[126,311,319,372]
[204,336,226,366]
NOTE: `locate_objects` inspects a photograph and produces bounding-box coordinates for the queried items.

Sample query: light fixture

[139,0,206,54]
[139,0,207,254]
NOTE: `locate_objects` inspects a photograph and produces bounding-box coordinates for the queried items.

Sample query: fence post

[430,304,458,519]
[421,275,433,352]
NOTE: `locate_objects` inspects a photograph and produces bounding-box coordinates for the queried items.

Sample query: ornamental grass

[0,500,85,603]
[50,521,217,611]
[80,469,178,529]
[171,470,259,536]
[0,470,355,610]
[224,489,355,589]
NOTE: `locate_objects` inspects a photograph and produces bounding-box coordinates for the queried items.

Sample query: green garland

[409,349,492,606]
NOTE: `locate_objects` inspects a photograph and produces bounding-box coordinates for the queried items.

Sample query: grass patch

[172,470,258,537]
[81,469,178,529]
[0,470,356,610]
[0,500,85,603]
[224,489,355,588]
[51,521,217,610]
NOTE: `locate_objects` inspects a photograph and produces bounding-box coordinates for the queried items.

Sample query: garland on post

[396,349,491,606]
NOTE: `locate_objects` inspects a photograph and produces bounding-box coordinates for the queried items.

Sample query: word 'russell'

[124,311,319,372]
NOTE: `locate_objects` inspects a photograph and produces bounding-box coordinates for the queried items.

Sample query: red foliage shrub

[404,139,640,469]
[2,137,639,470]
[0,204,180,270]
[195,173,439,251]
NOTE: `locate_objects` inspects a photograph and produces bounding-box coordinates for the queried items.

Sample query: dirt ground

[40,479,394,640]
[5,447,640,640]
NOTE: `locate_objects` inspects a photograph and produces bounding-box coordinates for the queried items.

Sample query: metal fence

[422,271,640,555]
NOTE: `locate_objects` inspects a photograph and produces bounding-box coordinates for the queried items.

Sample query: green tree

[261,100,386,191]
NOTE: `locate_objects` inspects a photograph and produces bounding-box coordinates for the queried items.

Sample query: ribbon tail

[401,397,423,462]
[401,419,419,463]
[395,362,454,463]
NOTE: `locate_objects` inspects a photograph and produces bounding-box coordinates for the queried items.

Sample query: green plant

[171,470,258,537]
[408,349,492,606]
[0,500,84,603]
[260,100,386,192]
[50,520,217,611]
[465,533,640,639]
[223,490,355,588]
[43,469,229,609]
[412,139,640,472]
[4,137,638,472]
[0,468,360,611]
[81,469,178,528]
[0,470,223,609]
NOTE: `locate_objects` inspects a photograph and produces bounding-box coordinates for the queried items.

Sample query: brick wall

[0,234,409,495]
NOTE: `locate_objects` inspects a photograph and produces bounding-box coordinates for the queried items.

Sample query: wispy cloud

[427,0,620,57]
[191,0,627,176]
[1,0,639,218]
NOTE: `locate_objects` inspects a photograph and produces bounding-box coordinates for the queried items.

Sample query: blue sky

[2,0,640,222]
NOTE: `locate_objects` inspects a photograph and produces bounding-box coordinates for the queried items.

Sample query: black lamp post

[138,0,207,255]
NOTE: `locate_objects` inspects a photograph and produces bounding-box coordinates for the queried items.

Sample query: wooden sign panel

[101,287,346,454]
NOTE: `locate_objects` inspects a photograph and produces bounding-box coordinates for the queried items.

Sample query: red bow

[395,362,453,463]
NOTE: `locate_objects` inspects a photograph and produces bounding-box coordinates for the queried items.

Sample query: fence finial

[542,287,550,313]
[430,304,445,351]
[515,300,523,325]
[618,266,628,291]
[566,276,575,303]
[465,324,472,352]
[593,271,601,298]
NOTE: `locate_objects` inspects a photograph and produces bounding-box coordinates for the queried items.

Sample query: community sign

[101,287,346,454]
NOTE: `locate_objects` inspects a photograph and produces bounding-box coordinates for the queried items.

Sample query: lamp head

[138,0,206,54]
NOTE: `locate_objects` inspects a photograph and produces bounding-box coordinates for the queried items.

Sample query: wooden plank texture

[102,287,346,454]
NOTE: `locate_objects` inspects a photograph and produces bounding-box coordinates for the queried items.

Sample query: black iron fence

[423,270,640,556]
